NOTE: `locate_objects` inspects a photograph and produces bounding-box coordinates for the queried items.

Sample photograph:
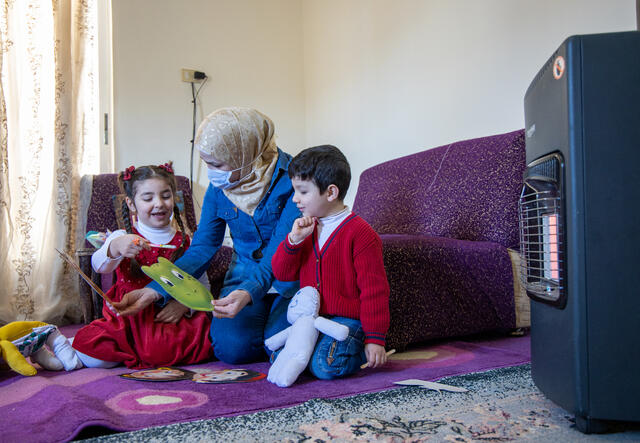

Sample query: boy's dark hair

[288,145,351,200]
[117,162,186,277]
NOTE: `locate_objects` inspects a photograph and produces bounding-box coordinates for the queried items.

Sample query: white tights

[68,337,120,369]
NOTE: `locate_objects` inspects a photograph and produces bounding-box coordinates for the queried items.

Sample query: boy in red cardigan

[271,145,390,379]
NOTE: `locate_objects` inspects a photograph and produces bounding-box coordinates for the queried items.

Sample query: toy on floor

[264,286,350,387]
[119,367,267,383]
[192,368,266,384]
[0,321,81,376]
[120,367,195,382]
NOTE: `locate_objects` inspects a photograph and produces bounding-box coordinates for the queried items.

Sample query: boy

[271,145,390,379]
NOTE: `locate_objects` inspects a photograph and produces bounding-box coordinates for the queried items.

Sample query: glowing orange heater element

[542,213,559,281]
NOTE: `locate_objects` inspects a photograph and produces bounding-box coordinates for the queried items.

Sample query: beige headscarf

[195,107,279,216]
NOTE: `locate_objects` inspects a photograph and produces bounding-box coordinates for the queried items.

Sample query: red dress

[72,231,213,368]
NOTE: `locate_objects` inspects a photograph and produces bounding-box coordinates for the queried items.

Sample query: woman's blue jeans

[209,255,292,364]
[210,292,290,364]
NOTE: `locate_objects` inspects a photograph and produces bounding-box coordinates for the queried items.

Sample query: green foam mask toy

[141,257,214,311]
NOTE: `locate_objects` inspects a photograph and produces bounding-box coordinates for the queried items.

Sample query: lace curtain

[0,0,99,324]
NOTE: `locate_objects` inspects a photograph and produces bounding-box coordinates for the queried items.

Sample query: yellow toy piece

[0,321,52,376]
[0,320,83,376]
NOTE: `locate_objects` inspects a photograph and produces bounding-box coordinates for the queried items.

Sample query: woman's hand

[108,234,149,259]
[155,300,189,323]
[112,288,158,316]
[364,343,388,369]
[211,289,251,318]
[289,216,317,244]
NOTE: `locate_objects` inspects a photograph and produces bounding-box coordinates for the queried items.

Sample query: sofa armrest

[75,247,106,324]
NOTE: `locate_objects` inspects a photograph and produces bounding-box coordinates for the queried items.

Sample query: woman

[113,108,300,364]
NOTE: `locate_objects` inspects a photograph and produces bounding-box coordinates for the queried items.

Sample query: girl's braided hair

[117,162,186,277]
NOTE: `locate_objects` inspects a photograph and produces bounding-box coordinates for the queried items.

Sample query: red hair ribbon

[159,162,174,174]
[123,165,135,181]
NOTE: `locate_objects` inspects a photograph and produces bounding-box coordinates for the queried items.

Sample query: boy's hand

[155,300,189,323]
[289,216,317,244]
[108,234,150,259]
[364,343,388,369]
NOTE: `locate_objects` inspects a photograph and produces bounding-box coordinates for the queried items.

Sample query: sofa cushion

[353,129,525,249]
[380,234,516,350]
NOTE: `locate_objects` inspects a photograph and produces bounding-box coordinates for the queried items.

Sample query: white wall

[111,0,636,210]
[111,0,305,208]
[302,0,636,205]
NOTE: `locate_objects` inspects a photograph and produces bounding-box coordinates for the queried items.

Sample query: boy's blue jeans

[308,316,367,380]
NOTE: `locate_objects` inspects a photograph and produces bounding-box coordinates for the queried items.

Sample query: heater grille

[518,153,566,307]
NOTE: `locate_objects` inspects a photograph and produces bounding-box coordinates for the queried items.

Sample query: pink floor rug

[0,327,530,443]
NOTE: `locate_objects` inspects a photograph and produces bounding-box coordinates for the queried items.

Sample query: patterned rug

[1,332,530,442]
[81,364,640,442]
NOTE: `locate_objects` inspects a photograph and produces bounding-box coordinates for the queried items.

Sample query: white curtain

[0,0,99,324]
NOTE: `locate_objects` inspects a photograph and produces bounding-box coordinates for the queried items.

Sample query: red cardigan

[272,213,390,346]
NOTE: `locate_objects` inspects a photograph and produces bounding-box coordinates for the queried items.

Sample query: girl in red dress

[71,163,213,369]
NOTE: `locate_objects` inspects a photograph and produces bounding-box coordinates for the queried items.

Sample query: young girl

[71,163,213,369]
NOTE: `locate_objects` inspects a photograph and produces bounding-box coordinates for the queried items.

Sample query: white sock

[49,330,83,371]
[31,347,64,371]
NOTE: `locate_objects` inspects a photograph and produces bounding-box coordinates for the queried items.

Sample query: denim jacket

[149,149,301,304]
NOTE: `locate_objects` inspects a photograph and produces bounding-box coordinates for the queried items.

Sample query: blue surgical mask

[204,152,264,190]
[207,168,236,190]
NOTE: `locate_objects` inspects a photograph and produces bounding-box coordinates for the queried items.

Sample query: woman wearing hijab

[113,107,301,364]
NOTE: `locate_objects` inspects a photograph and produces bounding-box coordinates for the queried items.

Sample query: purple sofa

[352,129,526,350]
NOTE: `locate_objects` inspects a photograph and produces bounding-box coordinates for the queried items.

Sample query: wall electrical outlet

[181,68,205,82]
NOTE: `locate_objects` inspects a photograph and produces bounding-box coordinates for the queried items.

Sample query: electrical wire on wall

[189,73,208,192]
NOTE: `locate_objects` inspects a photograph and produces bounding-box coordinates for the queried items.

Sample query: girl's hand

[364,343,388,369]
[211,289,251,318]
[289,216,317,244]
[108,234,149,258]
[112,288,158,316]
[155,300,189,323]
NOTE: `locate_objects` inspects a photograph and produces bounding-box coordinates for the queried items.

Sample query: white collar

[319,206,350,225]
[134,219,176,244]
